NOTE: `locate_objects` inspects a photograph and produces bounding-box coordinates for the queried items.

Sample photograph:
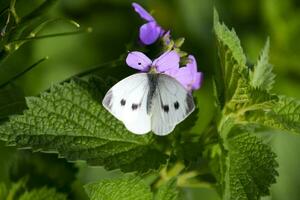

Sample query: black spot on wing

[174,101,179,110]
[103,90,113,109]
[162,105,169,113]
[186,94,195,114]
[132,103,139,110]
[120,99,126,106]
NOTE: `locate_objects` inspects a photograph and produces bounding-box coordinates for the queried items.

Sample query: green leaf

[19,187,67,200]
[250,38,275,91]
[154,179,180,200]
[9,151,78,195]
[0,79,167,172]
[223,133,278,200]
[84,175,153,200]
[245,96,300,133]
[227,78,278,113]
[213,9,248,106]
[1,178,67,200]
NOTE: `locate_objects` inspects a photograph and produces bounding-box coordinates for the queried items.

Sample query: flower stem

[10,28,92,42]
[10,0,19,23]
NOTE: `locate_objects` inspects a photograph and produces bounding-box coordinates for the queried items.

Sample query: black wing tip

[186,94,195,114]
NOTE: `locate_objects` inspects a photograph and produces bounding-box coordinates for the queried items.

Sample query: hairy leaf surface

[250,39,275,91]
[84,175,153,200]
[213,9,248,106]
[19,187,67,200]
[0,79,167,172]
[227,79,278,113]
[223,133,278,200]
[245,96,300,133]
[154,179,180,200]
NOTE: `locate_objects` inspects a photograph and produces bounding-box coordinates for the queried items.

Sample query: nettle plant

[0,1,300,200]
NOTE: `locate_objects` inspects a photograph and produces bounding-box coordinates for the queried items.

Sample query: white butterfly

[102,51,195,136]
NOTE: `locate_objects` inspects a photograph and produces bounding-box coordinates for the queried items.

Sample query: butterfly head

[149,66,158,74]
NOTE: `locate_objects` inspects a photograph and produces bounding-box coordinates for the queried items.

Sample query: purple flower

[126,50,180,72]
[126,51,203,92]
[165,55,203,91]
[132,2,164,45]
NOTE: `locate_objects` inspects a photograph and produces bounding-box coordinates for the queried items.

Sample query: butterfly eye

[162,105,169,112]
[174,101,179,110]
[138,62,142,65]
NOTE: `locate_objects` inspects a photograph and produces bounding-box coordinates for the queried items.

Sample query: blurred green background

[0,0,300,199]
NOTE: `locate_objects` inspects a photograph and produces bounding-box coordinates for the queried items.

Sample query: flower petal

[132,2,155,22]
[186,55,197,72]
[126,51,152,71]
[164,67,192,90]
[139,22,162,45]
[152,50,180,72]
[165,55,204,91]
[192,72,203,90]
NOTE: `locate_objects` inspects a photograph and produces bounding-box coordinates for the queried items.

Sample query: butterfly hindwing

[150,74,195,135]
[102,73,151,134]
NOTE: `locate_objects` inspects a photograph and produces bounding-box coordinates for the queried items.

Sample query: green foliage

[226,79,278,114]
[0,0,86,65]
[223,133,278,200]
[212,9,292,200]
[154,179,180,200]
[9,151,78,196]
[0,78,167,173]
[0,0,57,62]
[0,178,67,200]
[84,175,153,200]
[245,95,300,133]
[213,9,248,107]
[18,187,67,200]
[84,175,180,200]
[250,39,275,91]
[0,144,88,200]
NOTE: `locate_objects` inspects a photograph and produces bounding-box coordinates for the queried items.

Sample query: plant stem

[153,162,185,188]
[10,0,19,23]
[10,28,92,42]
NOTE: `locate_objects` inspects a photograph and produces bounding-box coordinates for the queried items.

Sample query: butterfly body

[102,72,195,136]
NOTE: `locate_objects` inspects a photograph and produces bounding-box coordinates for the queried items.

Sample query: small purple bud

[132,2,155,22]
[132,2,164,45]
[139,22,162,45]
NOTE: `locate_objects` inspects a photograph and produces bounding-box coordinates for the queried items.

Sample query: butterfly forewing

[150,74,195,135]
[102,73,151,134]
